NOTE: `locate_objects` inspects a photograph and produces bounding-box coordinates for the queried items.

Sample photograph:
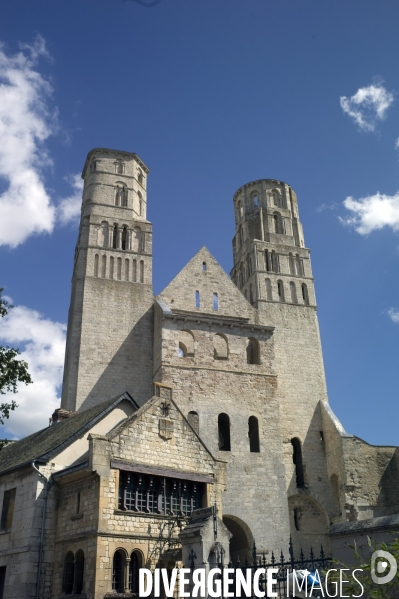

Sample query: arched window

[132,227,142,252]
[115,160,124,174]
[246,337,260,365]
[252,194,259,207]
[195,290,200,308]
[178,330,194,357]
[265,278,272,301]
[74,550,84,594]
[271,251,279,273]
[248,416,260,453]
[291,438,305,487]
[129,551,142,594]
[101,255,106,278]
[112,225,118,249]
[99,221,109,248]
[138,169,144,185]
[273,212,284,234]
[289,253,295,275]
[296,254,304,276]
[125,259,130,281]
[302,283,309,305]
[214,333,228,360]
[218,413,231,451]
[121,226,128,250]
[117,257,122,280]
[277,280,285,302]
[187,411,199,434]
[133,259,137,282]
[62,552,74,595]
[109,256,114,280]
[140,260,144,283]
[265,250,271,272]
[237,200,243,218]
[112,551,125,593]
[272,189,281,207]
[202,262,207,271]
[94,254,99,278]
[290,281,297,304]
[213,292,219,311]
[115,184,126,207]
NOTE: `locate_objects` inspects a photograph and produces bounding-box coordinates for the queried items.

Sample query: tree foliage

[0,288,32,427]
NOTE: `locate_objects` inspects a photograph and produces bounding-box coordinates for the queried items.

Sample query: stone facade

[1,148,399,598]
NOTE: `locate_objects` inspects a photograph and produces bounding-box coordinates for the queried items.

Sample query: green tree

[0,288,32,434]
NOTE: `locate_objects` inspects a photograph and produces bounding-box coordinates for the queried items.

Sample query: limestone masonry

[1,148,399,598]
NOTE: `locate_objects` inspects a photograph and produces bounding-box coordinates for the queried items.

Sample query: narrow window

[101,255,106,278]
[74,550,84,594]
[213,292,218,310]
[117,257,121,280]
[112,551,124,593]
[195,290,200,308]
[140,260,144,283]
[277,280,285,302]
[187,411,199,434]
[214,333,228,360]
[112,225,118,249]
[90,160,97,173]
[290,281,297,304]
[109,257,114,280]
[293,508,300,531]
[138,170,144,185]
[302,283,309,305]
[139,199,143,216]
[121,226,127,250]
[202,262,207,271]
[129,552,142,594]
[0,489,16,531]
[265,250,272,272]
[289,253,295,275]
[133,259,137,282]
[218,413,231,451]
[265,278,272,301]
[273,211,284,234]
[62,552,75,595]
[296,254,304,276]
[125,259,129,281]
[246,337,260,365]
[248,416,260,452]
[271,251,279,273]
[76,492,81,514]
[94,254,99,277]
[253,194,259,207]
[291,438,305,487]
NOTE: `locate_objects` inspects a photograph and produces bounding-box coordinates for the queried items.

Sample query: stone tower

[230,180,334,551]
[61,148,154,412]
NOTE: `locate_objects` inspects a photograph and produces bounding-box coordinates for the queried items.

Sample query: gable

[108,388,222,478]
[157,247,257,321]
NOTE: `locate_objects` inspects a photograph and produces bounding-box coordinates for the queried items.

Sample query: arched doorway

[222,515,253,565]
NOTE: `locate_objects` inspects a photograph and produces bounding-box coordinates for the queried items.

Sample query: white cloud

[340,191,399,235]
[0,36,82,248]
[0,36,57,248]
[0,302,66,438]
[340,82,394,132]
[388,308,399,325]
[57,174,83,225]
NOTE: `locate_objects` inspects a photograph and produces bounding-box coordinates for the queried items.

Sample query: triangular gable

[108,389,222,467]
[157,247,257,321]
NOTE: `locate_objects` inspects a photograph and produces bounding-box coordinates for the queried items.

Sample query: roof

[0,392,138,476]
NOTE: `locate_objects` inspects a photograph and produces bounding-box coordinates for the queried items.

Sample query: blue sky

[1,0,399,443]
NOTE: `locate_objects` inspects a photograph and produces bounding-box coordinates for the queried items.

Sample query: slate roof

[0,392,138,476]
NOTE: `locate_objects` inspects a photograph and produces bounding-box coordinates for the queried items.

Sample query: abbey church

[1,148,399,598]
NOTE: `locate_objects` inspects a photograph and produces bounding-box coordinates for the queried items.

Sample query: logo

[371,550,397,585]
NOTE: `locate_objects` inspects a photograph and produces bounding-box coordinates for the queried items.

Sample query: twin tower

[61,148,330,554]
